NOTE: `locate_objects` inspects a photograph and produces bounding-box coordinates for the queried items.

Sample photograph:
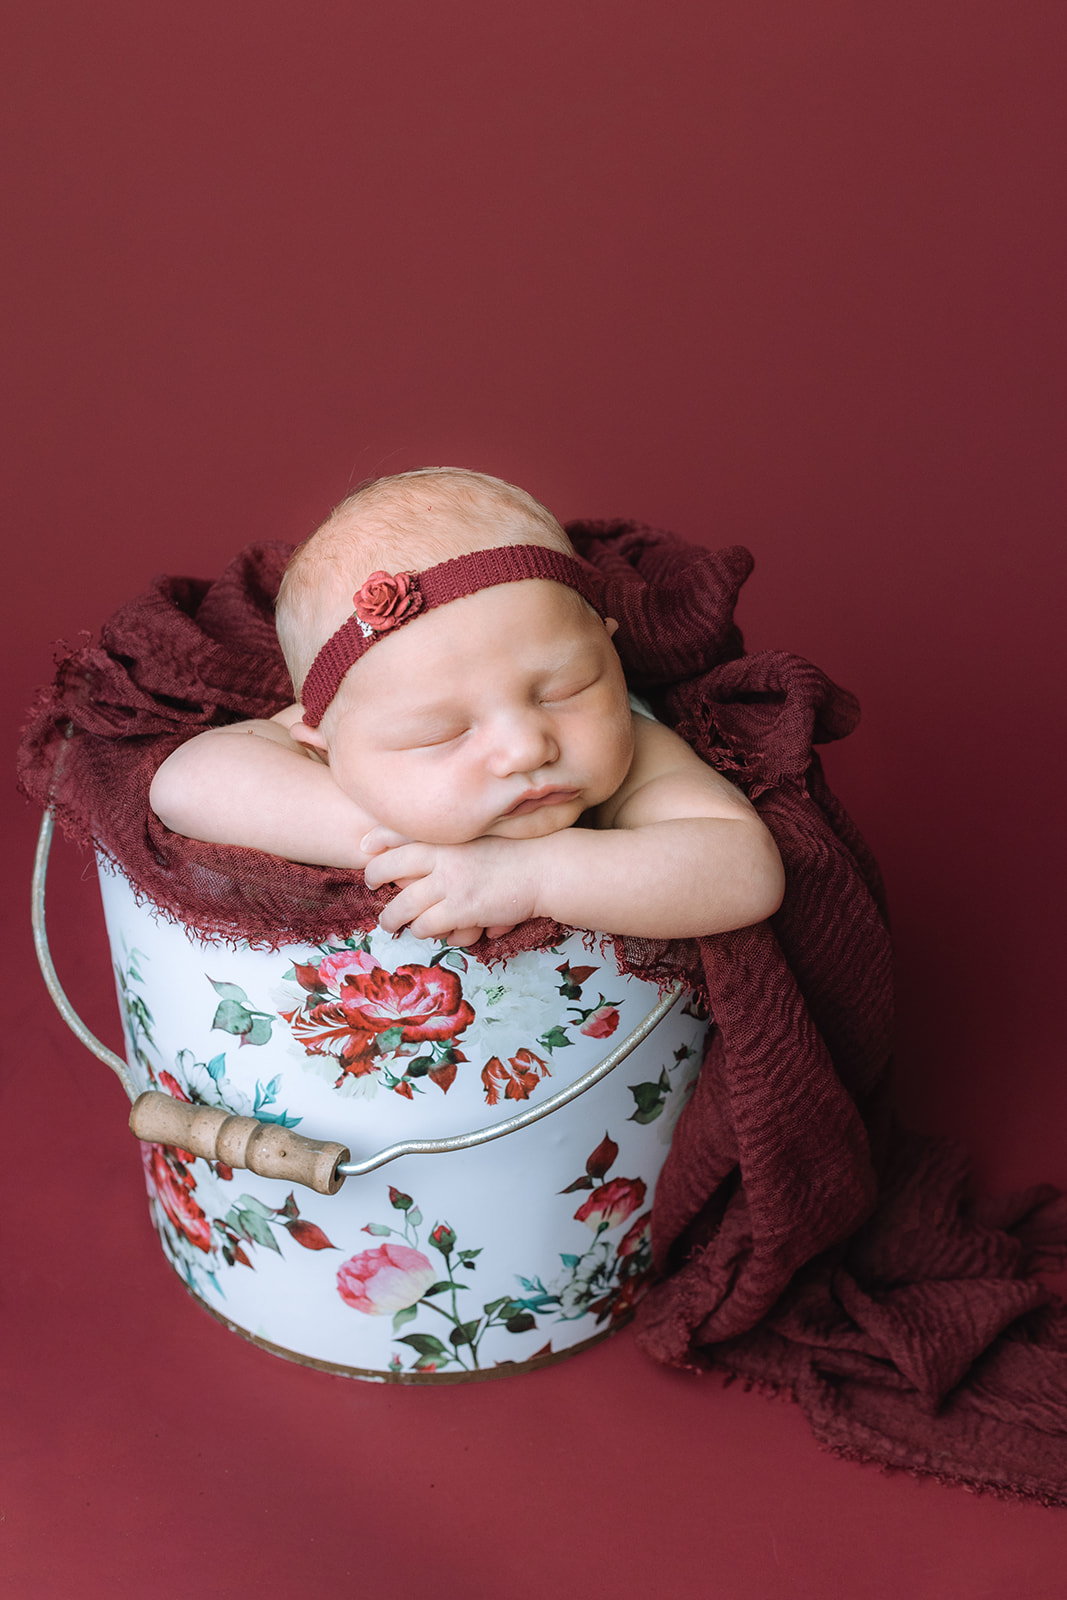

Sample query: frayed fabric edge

[692,1357,1067,1509]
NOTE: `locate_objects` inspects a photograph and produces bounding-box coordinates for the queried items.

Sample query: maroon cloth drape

[18,523,1067,1502]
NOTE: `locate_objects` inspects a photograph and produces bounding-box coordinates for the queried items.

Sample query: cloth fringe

[18,520,1067,1504]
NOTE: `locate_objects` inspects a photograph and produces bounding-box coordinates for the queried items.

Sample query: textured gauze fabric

[17,522,1067,1503]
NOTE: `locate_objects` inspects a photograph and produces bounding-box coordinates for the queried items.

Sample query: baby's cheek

[388,787,487,847]
[593,725,636,804]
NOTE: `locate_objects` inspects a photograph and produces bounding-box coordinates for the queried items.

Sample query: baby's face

[301,581,634,844]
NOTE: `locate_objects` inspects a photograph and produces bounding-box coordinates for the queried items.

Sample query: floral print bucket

[99,861,710,1383]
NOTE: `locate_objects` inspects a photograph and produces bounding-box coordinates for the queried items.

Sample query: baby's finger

[443,927,485,949]
[376,879,441,933]
[485,924,517,939]
[364,844,425,890]
[360,826,412,857]
[407,906,468,940]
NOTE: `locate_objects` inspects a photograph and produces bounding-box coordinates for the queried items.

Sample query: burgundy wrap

[17,521,1067,1503]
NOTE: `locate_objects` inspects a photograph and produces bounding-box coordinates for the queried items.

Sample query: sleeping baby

[149,468,784,948]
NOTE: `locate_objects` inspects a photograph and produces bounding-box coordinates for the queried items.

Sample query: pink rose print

[574,1176,647,1233]
[337,1242,436,1315]
[353,570,423,632]
[317,949,382,988]
[580,1003,620,1040]
[142,1144,213,1254]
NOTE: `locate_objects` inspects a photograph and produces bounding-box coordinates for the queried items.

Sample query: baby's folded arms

[150,710,785,946]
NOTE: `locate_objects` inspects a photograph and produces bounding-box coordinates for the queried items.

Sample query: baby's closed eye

[389,722,470,749]
[539,675,599,705]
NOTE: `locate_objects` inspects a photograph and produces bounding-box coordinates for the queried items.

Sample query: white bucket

[99,862,709,1382]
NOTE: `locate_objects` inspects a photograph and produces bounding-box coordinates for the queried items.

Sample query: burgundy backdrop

[3,3,1065,1595]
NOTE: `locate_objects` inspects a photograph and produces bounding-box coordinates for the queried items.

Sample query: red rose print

[585,1132,618,1179]
[338,965,474,1044]
[573,1176,647,1233]
[556,961,598,988]
[481,1048,551,1106]
[284,956,474,1091]
[143,1144,213,1254]
[284,1219,337,1251]
[336,1242,435,1315]
[293,961,327,993]
[428,1060,458,1093]
[607,1271,651,1322]
[157,1070,191,1102]
[580,1003,620,1039]
[282,1001,379,1079]
[152,1072,197,1161]
[616,1210,652,1259]
[353,570,423,632]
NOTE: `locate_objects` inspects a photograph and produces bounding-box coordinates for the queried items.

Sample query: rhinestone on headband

[299,544,608,726]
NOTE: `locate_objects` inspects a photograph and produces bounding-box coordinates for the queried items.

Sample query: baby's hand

[362,828,484,944]
[360,825,415,855]
[362,836,540,948]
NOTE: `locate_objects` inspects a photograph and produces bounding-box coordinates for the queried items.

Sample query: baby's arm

[148,709,378,869]
[364,715,785,941]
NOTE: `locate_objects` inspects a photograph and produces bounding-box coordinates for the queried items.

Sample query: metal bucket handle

[33,810,684,1195]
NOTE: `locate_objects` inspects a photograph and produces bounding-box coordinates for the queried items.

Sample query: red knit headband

[298,543,608,726]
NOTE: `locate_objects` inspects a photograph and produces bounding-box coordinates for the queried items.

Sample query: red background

[3,2,1066,1594]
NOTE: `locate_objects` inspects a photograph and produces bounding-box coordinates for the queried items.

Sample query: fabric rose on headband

[353,570,423,632]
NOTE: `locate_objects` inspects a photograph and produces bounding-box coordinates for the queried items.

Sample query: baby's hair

[277,467,574,695]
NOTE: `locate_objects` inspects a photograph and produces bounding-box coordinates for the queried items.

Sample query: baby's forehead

[330,582,606,719]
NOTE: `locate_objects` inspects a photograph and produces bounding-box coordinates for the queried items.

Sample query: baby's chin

[481,801,587,841]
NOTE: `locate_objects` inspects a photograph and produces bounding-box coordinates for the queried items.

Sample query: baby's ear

[288,715,329,754]
[605,616,620,638]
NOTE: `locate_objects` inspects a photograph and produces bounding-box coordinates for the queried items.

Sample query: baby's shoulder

[593,706,691,827]
[598,705,754,830]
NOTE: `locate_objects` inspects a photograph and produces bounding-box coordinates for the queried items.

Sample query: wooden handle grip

[129,1091,349,1195]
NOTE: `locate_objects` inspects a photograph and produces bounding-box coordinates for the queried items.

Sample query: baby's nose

[487,710,559,776]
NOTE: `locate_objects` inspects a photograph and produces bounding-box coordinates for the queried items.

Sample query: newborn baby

[150,468,784,947]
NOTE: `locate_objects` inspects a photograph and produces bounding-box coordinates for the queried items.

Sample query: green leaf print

[209,979,249,1002]
[212,999,254,1036]
[398,1332,448,1359]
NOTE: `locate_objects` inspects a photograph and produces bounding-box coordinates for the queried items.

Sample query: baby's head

[275,468,633,845]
